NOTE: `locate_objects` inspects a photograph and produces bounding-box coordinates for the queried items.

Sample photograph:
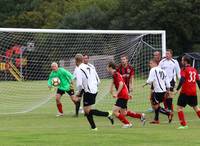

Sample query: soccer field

[0,80,199,146]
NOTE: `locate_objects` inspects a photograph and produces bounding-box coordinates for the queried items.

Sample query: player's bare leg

[192,106,200,118]
[55,93,64,116]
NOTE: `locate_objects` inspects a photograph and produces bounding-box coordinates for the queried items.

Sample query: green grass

[0,80,200,146]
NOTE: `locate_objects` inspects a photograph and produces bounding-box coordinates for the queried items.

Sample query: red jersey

[113,71,129,99]
[117,64,134,90]
[180,66,199,96]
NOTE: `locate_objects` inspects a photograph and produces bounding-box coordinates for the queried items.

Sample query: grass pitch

[0,80,199,146]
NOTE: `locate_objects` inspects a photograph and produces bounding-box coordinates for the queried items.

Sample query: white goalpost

[0,28,166,114]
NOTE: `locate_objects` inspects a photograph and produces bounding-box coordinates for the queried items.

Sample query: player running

[176,55,200,129]
[107,61,145,128]
[145,59,173,124]
[48,62,79,117]
[75,54,113,131]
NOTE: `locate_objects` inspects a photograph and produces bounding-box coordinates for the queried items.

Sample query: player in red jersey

[107,61,145,128]
[117,55,134,93]
[176,55,200,129]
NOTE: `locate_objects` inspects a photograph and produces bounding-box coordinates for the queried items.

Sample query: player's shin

[86,113,96,129]
[117,113,130,124]
[166,98,173,111]
[89,109,109,117]
[127,110,141,119]
[75,101,81,116]
[178,111,187,126]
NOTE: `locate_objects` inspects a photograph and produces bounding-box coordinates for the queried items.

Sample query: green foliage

[0,0,199,54]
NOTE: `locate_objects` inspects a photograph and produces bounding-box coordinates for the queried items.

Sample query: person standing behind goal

[159,49,181,112]
[74,54,113,130]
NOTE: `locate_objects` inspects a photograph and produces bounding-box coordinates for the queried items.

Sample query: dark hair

[149,59,158,65]
[167,49,173,55]
[108,61,116,69]
[182,55,191,64]
[83,53,89,58]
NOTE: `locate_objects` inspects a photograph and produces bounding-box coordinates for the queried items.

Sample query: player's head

[107,61,116,74]
[51,62,58,71]
[75,53,83,66]
[149,59,158,68]
[120,54,128,66]
[181,55,191,66]
[166,49,173,59]
[153,51,161,62]
[83,54,89,64]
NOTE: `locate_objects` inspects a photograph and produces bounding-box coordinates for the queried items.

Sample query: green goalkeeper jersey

[48,67,75,91]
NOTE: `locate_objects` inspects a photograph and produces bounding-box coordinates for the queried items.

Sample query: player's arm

[176,70,185,91]
[61,68,75,81]
[146,69,154,85]
[110,82,114,95]
[196,72,200,89]
[175,60,181,79]
[75,69,83,96]
[114,81,124,98]
[47,73,53,89]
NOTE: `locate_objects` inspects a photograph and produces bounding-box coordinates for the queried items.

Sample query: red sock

[127,111,141,119]
[57,103,63,113]
[196,110,200,118]
[117,113,130,124]
[163,99,168,109]
[178,111,187,126]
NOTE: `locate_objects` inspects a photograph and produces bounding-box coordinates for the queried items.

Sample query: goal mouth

[0,28,166,114]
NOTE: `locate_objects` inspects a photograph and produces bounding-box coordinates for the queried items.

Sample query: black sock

[75,101,81,116]
[159,107,169,116]
[166,98,173,111]
[90,109,109,117]
[154,107,160,121]
[86,113,96,129]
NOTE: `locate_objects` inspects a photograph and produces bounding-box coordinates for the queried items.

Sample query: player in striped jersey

[145,59,173,124]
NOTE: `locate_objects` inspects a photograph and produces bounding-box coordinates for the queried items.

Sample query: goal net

[0,28,166,114]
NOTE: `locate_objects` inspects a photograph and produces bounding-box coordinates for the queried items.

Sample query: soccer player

[145,59,173,124]
[48,62,78,117]
[73,54,98,116]
[117,55,134,93]
[75,54,113,130]
[176,55,200,129]
[107,61,145,128]
[159,49,181,112]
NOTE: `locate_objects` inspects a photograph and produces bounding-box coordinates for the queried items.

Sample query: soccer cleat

[168,112,173,123]
[140,113,146,126]
[177,125,188,129]
[149,120,160,124]
[91,128,98,131]
[122,123,133,128]
[56,112,64,117]
[107,111,114,125]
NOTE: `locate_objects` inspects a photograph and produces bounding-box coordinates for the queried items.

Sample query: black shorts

[177,93,198,107]
[151,92,166,105]
[57,88,74,96]
[77,89,85,97]
[115,98,128,109]
[170,79,175,92]
[83,92,97,106]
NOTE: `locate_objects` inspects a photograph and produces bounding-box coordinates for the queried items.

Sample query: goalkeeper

[48,62,79,117]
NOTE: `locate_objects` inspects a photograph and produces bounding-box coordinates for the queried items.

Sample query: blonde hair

[51,62,58,67]
[75,53,83,63]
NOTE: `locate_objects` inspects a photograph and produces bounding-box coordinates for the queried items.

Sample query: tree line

[0,0,200,55]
